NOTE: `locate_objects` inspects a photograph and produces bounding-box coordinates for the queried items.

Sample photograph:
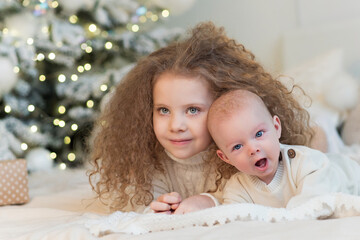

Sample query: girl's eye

[159,108,170,115]
[232,144,242,151]
[256,130,264,138]
[187,107,199,115]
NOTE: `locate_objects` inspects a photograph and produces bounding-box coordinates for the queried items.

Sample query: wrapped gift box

[0,159,29,206]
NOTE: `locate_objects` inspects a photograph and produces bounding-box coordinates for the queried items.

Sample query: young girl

[208,89,360,208]
[88,22,315,213]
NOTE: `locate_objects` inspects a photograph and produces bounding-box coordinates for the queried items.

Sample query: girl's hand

[150,192,182,214]
[173,194,215,214]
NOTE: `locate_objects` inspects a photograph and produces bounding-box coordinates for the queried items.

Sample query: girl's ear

[273,115,282,139]
[216,149,230,163]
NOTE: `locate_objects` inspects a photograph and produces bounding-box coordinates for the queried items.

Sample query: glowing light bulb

[105,42,113,49]
[71,124,78,131]
[48,52,56,60]
[69,15,78,24]
[88,24,97,33]
[64,136,71,144]
[39,75,46,81]
[131,24,139,32]
[28,105,35,112]
[59,163,66,170]
[22,0,30,7]
[71,74,78,81]
[37,53,45,61]
[139,16,147,23]
[41,26,49,34]
[27,38,34,45]
[162,10,170,18]
[68,153,76,161]
[85,46,93,53]
[58,105,66,114]
[58,74,66,83]
[21,143,28,151]
[80,43,87,50]
[58,120,66,128]
[30,125,38,132]
[86,100,94,108]
[151,15,158,22]
[4,105,11,113]
[84,63,91,71]
[13,67,20,73]
[53,118,60,126]
[77,66,84,73]
[51,1,59,8]
[50,152,57,159]
[100,84,108,92]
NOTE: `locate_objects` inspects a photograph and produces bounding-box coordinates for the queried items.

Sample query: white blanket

[1,169,360,240]
[85,193,360,236]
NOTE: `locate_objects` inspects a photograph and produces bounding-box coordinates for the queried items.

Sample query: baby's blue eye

[187,107,199,115]
[233,144,242,151]
[159,108,169,114]
[256,130,264,137]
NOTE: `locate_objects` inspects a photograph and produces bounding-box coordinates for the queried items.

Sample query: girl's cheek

[202,127,213,145]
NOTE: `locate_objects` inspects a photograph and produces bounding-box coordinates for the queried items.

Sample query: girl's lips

[255,158,268,171]
[169,139,192,145]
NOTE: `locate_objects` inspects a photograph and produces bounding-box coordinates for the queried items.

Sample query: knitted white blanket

[85,193,360,236]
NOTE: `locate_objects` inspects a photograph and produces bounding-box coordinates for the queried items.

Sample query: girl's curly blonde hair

[88,21,313,211]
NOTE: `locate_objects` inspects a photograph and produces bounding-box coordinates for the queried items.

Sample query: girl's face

[153,72,214,160]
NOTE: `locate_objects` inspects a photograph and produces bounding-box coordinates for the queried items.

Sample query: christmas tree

[0,0,184,171]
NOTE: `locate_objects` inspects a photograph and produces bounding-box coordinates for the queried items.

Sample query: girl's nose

[169,114,187,132]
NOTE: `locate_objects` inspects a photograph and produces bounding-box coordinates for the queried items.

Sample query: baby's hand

[150,192,182,214]
[173,194,215,214]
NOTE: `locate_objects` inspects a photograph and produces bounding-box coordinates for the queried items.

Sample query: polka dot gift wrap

[0,159,29,206]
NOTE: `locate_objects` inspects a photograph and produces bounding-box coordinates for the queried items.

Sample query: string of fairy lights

[1,0,170,170]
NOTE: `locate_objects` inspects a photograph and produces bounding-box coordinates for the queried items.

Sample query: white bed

[1,168,360,240]
[1,19,360,240]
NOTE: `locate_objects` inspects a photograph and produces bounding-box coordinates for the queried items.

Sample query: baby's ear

[273,115,282,139]
[216,150,230,163]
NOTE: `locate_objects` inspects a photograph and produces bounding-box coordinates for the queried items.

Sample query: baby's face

[211,104,281,184]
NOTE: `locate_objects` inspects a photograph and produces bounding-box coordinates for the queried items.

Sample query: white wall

[162,0,360,76]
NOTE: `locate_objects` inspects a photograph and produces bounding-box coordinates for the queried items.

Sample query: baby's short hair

[208,89,271,132]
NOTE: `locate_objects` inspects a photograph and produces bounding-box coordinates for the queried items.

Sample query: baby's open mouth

[255,158,267,168]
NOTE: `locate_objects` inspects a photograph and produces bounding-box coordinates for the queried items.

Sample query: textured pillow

[284,49,358,114]
[282,49,359,153]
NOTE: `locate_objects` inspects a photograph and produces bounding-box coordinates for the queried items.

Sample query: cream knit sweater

[125,150,222,213]
[223,144,360,209]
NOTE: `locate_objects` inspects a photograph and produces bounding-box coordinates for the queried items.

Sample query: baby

[207,89,360,208]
